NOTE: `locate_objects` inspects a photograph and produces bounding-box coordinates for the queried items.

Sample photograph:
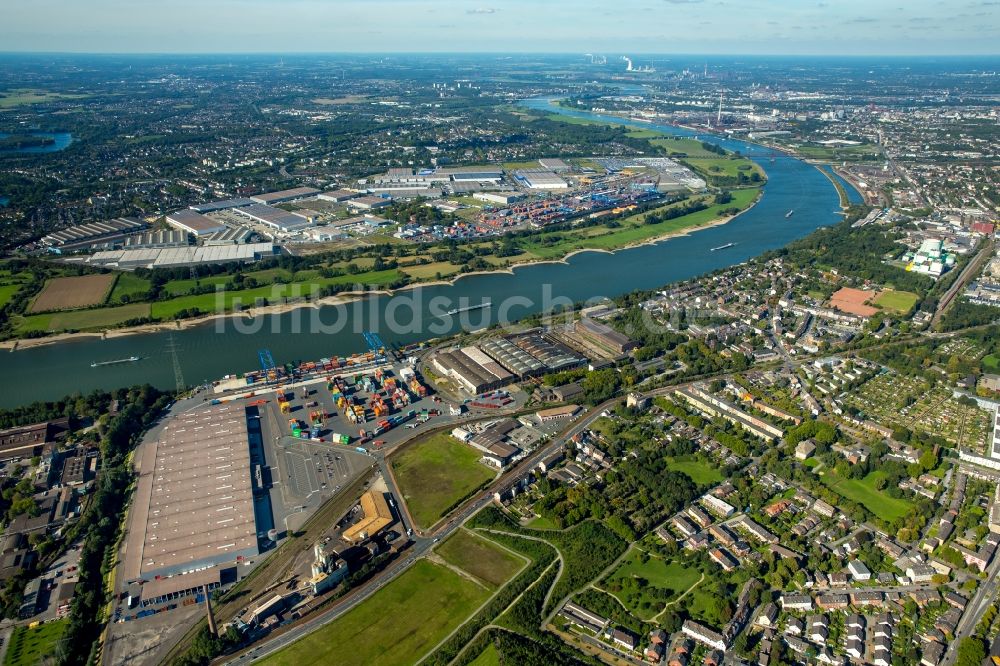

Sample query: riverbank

[2,197,759,351]
[813,165,851,209]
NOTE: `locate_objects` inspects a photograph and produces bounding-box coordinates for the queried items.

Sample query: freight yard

[103,331,541,665]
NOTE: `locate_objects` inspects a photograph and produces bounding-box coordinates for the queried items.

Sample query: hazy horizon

[3,0,998,56]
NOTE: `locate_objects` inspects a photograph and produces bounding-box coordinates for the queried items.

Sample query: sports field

[391,432,496,528]
[29,274,116,312]
[873,289,919,314]
[261,560,491,666]
[436,529,525,587]
[820,471,914,523]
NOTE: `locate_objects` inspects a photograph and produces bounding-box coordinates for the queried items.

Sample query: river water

[0,100,854,408]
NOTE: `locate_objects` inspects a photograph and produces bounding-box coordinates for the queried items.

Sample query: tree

[955,637,985,666]
[581,369,621,404]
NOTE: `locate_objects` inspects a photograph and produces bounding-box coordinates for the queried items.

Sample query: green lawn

[684,585,725,627]
[683,157,766,181]
[436,529,525,588]
[601,548,702,620]
[15,303,151,333]
[0,283,22,309]
[261,560,491,666]
[4,619,68,666]
[467,643,500,666]
[821,471,915,523]
[665,456,724,486]
[874,289,919,314]
[984,354,1000,372]
[525,515,560,530]
[391,432,496,529]
[108,272,151,304]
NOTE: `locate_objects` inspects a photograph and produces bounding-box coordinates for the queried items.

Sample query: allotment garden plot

[845,372,991,451]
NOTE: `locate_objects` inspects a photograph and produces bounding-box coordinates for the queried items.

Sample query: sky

[2,0,998,55]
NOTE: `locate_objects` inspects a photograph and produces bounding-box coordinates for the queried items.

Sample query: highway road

[942,555,1000,666]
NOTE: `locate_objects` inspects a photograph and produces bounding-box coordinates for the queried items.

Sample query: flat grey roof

[127,402,258,580]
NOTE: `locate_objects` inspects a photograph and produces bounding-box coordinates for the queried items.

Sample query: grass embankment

[15,303,152,333]
[261,560,492,666]
[391,432,496,529]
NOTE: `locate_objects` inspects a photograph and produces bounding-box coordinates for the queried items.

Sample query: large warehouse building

[236,204,314,232]
[432,348,512,395]
[249,187,321,205]
[342,491,394,542]
[431,333,587,395]
[123,403,260,601]
[166,209,228,237]
[41,217,148,250]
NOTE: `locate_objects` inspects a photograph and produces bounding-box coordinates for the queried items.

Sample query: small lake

[0,131,74,154]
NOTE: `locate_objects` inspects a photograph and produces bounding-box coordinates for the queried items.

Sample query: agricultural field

[15,303,151,334]
[0,88,88,108]
[820,470,915,523]
[4,618,68,666]
[261,559,492,666]
[845,372,991,451]
[29,274,116,312]
[108,272,152,304]
[150,269,402,319]
[400,261,463,280]
[391,432,497,529]
[599,547,702,620]
[873,289,919,314]
[435,529,525,587]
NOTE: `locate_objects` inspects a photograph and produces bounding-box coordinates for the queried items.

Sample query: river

[0,100,855,408]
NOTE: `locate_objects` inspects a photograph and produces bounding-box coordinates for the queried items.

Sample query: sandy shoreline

[2,195,759,352]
